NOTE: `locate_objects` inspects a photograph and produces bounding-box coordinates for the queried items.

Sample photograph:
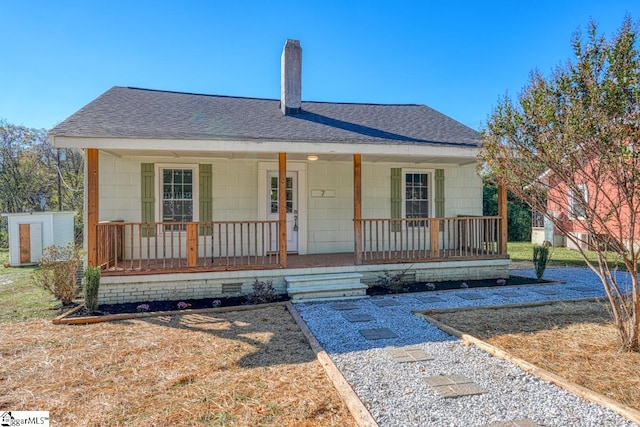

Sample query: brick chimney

[281,39,302,115]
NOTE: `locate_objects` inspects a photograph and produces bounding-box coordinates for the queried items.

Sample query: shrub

[32,244,83,304]
[84,265,101,313]
[533,244,552,281]
[246,279,277,305]
[375,268,411,293]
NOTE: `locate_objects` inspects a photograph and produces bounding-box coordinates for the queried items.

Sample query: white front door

[267,171,298,253]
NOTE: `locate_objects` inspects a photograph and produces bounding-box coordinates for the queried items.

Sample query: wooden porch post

[278,152,287,268]
[430,218,439,257]
[187,223,198,267]
[87,148,99,267]
[497,177,508,255]
[353,154,363,265]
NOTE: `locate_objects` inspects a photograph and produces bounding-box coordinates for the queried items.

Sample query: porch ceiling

[99,149,477,165]
[81,146,476,165]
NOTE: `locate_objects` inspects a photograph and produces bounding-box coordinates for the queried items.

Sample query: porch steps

[285,272,367,301]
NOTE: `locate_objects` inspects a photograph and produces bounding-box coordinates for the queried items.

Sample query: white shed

[1,211,76,266]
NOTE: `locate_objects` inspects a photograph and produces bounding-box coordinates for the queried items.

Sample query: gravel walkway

[294,267,638,427]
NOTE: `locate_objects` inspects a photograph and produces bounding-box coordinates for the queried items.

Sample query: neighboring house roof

[49,86,480,148]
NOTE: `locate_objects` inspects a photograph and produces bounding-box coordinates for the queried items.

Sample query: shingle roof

[50,86,480,147]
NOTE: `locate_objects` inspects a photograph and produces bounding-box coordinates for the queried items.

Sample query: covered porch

[84,150,508,275]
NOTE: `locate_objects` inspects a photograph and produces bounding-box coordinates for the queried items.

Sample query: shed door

[19,224,31,264]
[18,223,43,265]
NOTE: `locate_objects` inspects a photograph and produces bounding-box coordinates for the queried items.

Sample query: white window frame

[568,184,587,219]
[402,169,434,226]
[155,163,200,224]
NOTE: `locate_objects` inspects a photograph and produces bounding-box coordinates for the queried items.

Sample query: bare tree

[480,17,640,351]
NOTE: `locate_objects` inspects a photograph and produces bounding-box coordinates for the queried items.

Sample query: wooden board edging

[52,304,86,323]
[285,302,379,427]
[52,301,287,325]
[417,312,640,426]
[413,296,605,315]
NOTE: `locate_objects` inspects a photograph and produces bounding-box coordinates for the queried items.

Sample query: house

[49,39,509,304]
[530,163,625,252]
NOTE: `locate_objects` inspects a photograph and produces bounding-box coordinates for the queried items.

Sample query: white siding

[99,154,259,222]
[51,214,75,246]
[98,155,482,256]
[307,161,353,253]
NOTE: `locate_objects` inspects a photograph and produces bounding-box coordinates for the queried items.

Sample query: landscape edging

[416,305,640,426]
[52,301,287,325]
[286,301,379,427]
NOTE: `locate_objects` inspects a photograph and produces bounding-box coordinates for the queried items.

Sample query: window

[404,171,431,225]
[161,168,195,224]
[270,176,293,214]
[569,184,587,219]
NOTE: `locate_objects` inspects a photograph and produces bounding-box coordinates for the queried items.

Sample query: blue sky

[2,1,639,131]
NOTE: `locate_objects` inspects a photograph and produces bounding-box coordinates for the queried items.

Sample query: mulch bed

[65,276,549,318]
[64,295,290,318]
[4,305,356,426]
[366,275,551,296]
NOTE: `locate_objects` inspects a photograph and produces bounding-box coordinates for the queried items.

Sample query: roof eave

[51,135,479,165]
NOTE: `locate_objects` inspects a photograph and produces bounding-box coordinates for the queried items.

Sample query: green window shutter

[141,163,155,237]
[435,169,445,218]
[199,164,213,235]
[390,168,402,232]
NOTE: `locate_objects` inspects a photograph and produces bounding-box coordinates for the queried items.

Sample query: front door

[267,171,298,253]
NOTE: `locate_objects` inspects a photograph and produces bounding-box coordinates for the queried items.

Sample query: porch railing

[357,216,503,263]
[97,220,280,273]
[96,216,504,274]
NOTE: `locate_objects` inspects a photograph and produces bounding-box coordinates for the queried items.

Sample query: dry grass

[431,301,640,411]
[0,305,355,426]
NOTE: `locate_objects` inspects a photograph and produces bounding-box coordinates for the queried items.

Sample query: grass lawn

[508,241,605,268]
[0,250,60,322]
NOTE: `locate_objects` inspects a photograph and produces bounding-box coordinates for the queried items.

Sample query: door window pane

[270,176,294,213]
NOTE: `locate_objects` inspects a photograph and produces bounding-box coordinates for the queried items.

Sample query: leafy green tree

[0,120,84,246]
[479,17,640,351]
[0,122,51,212]
[483,181,532,242]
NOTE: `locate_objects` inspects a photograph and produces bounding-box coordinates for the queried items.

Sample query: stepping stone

[456,293,487,300]
[424,374,486,398]
[531,288,560,295]
[372,299,400,307]
[359,328,398,340]
[485,420,541,427]
[343,312,374,323]
[415,295,445,303]
[493,290,521,298]
[386,346,433,363]
[331,302,359,310]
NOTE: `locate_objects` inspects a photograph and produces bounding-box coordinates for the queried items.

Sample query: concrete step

[285,272,367,301]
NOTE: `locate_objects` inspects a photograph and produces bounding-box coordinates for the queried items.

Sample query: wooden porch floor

[101,251,508,276]
[287,253,356,268]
